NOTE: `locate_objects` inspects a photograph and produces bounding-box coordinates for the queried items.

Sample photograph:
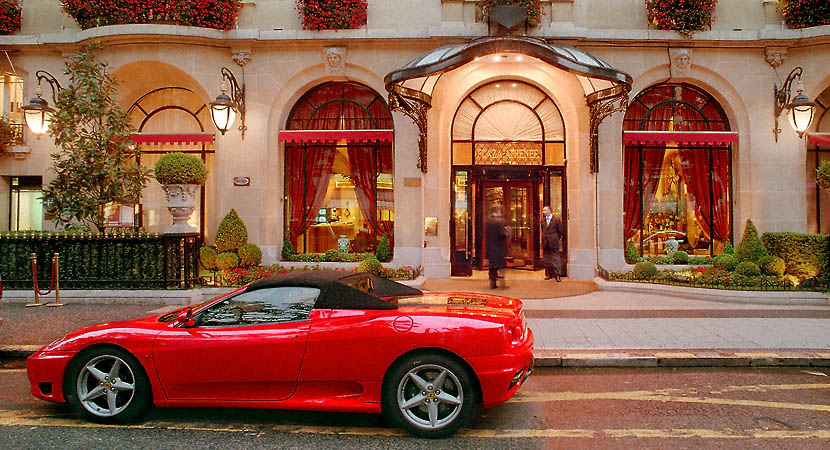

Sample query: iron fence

[0,231,200,289]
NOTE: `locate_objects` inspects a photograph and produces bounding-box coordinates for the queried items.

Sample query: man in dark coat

[541,205,563,281]
[485,205,509,289]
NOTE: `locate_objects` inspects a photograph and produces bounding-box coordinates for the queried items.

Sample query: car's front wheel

[382,353,477,438]
[64,347,150,423]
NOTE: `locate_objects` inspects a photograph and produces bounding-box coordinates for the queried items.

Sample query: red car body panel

[28,284,533,415]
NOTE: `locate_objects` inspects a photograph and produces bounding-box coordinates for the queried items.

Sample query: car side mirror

[176,308,196,327]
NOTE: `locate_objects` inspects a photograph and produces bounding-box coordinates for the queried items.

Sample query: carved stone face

[323,47,346,75]
[670,49,692,76]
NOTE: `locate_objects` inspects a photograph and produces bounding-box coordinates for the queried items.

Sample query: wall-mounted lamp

[209,67,246,139]
[773,66,815,142]
[21,70,63,138]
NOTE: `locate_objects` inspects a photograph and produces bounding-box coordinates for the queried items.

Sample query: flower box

[296,0,367,31]
[60,0,242,31]
[0,0,21,35]
[645,0,717,37]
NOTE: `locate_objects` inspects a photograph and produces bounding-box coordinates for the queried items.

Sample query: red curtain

[347,145,395,245]
[376,146,394,241]
[679,148,730,241]
[286,146,335,247]
[623,147,665,240]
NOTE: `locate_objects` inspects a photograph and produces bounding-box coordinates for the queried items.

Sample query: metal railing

[0,231,200,289]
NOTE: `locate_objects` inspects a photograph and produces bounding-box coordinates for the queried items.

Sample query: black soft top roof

[245,270,421,310]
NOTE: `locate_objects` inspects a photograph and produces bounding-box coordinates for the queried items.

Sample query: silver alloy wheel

[396,363,464,430]
[76,354,136,417]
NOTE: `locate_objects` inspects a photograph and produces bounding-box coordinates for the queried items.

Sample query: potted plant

[154,152,207,233]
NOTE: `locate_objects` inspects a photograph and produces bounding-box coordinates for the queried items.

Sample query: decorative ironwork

[588,87,629,173]
[474,142,542,165]
[389,87,431,173]
[0,232,201,289]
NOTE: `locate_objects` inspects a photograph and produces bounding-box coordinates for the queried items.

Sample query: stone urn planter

[161,184,200,233]
[154,152,208,233]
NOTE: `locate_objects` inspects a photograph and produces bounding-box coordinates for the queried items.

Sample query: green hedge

[761,232,829,279]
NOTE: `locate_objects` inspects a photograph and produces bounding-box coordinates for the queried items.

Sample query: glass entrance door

[482,181,534,270]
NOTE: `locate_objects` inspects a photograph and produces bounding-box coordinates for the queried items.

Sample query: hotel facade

[1,0,829,280]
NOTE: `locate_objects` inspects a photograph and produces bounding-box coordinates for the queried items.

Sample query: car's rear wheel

[382,353,477,438]
[65,347,150,423]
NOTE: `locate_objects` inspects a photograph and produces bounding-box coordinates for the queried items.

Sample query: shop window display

[284,82,394,255]
[623,83,732,257]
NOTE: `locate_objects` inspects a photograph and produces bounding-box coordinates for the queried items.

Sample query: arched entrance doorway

[450,80,566,276]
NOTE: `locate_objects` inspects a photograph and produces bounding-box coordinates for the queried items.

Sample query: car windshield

[157,291,235,323]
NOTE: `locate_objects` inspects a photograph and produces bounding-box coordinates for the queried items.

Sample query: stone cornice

[1,23,828,51]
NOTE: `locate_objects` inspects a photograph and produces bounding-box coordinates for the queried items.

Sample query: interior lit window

[10,176,43,231]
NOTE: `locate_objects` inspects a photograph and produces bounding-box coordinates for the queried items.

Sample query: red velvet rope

[31,256,57,296]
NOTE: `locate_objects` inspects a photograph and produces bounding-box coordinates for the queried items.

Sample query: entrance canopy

[384,36,632,173]
[384,36,631,106]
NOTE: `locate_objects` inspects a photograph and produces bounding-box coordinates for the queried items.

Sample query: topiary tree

[735,261,761,277]
[625,240,639,264]
[672,250,689,264]
[358,256,384,277]
[199,245,217,270]
[237,243,262,268]
[633,261,657,280]
[735,219,768,263]
[40,42,151,231]
[714,254,738,271]
[154,152,207,185]
[215,209,248,252]
[759,255,786,276]
[723,241,735,255]
[215,251,240,271]
[817,161,830,191]
[374,235,392,262]
[281,237,296,260]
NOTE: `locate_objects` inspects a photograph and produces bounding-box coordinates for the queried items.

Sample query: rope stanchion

[46,253,63,307]
[27,252,64,307]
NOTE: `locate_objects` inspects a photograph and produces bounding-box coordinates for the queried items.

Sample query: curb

[533,350,830,368]
[3,345,829,368]
[594,277,830,307]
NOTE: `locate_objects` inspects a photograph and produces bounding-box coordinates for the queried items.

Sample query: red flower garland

[296,0,367,31]
[60,0,242,31]
[645,0,717,36]
[0,115,16,153]
[0,0,21,34]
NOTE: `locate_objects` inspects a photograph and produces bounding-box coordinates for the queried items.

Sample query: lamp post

[209,67,246,139]
[21,70,63,138]
[773,66,815,142]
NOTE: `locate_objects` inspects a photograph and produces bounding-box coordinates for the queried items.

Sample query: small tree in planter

[154,152,207,233]
[41,42,151,232]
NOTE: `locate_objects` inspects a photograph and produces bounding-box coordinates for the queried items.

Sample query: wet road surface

[1,360,828,449]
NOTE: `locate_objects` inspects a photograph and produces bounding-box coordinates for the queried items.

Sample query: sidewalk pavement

[1,278,829,368]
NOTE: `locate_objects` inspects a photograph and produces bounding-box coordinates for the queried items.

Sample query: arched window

[807,86,830,233]
[282,82,394,255]
[623,83,733,257]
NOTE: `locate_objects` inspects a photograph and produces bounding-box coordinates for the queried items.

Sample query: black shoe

[556,277,562,282]
[544,276,553,280]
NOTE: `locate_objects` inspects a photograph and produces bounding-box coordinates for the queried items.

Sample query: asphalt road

[1,361,829,449]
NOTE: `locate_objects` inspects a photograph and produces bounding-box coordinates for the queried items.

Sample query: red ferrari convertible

[28,270,533,437]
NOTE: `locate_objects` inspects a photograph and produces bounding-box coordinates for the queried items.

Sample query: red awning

[130,132,215,145]
[808,133,830,148]
[279,129,394,144]
[624,131,738,145]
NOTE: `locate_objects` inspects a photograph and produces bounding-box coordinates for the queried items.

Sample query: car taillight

[505,324,523,345]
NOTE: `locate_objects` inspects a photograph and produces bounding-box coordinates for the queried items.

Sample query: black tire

[64,346,150,423]
[382,353,477,438]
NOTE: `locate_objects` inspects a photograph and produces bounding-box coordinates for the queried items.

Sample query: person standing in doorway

[541,205,563,281]
[485,205,509,289]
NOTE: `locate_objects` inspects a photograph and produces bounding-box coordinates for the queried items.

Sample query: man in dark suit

[485,205,509,289]
[541,205,563,281]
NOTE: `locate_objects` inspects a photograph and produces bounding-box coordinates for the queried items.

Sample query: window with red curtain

[806,87,830,234]
[284,82,394,255]
[623,83,732,258]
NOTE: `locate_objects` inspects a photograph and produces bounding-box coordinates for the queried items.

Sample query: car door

[153,286,319,401]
